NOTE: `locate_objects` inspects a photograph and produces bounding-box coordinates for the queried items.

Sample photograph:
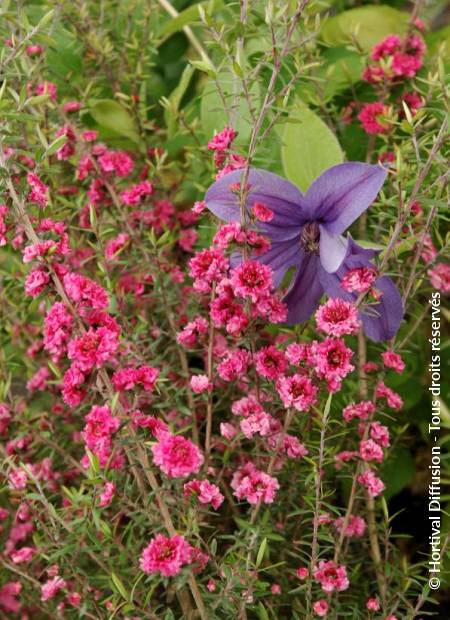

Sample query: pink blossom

[68,327,118,372]
[25,266,50,297]
[26,366,50,393]
[366,597,380,611]
[192,200,206,214]
[112,365,159,392]
[27,172,49,208]
[381,351,405,373]
[35,81,57,101]
[375,381,403,410]
[177,317,208,347]
[368,421,390,448]
[105,233,129,260]
[240,411,273,438]
[62,365,86,407]
[271,584,281,595]
[190,375,213,394]
[41,576,66,601]
[231,462,279,505]
[428,263,450,293]
[179,228,198,252]
[188,248,228,293]
[140,534,192,577]
[98,150,134,177]
[276,374,318,411]
[0,582,22,613]
[232,395,264,418]
[230,260,273,302]
[313,560,349,593]
[360,439,384,463]
[43,303,74,361]
[63,101,81,113]
[358,469,385,497]
[208,127,236,151]
[63,272,109,309]
[151,432,204,478]
[183,479,224,509]
[0,404,11,434]
[313,599,329,617]
[315,298,360,337]
[217,348,251,382]
[341,266,378,293]
[99,482,116,507]
[220,422,237,440]
[252,201,274,222]
[10,546,37,564]
[334,515,366,538]
[120,180,154,206]
[296,567,309,580]
[255,345,287,380]
[358,102,391,135]
[343,400,375,422]
[82,405,120,467]
[311,338,354,391]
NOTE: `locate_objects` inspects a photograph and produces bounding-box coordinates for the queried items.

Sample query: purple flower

[205,163,403,341]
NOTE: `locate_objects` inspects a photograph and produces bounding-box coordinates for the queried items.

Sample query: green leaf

[111,572,129,601]
[200,73,258,144]
[381,447,415,499]
[88,99,140,144]
[160,0,223,39]
[46,135,67,156]
[257,602,270,620]
[255,537,267,568]
[281,104,343,191]
[164,65,195,137]
[321,5,409,52]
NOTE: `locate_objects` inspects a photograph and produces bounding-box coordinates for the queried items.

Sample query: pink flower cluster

[139,534,193,577]
[231,462,279,505]
[112,365,160,392]
[82,405,121,468]
[363,33,426,83]
[151,432,204,478]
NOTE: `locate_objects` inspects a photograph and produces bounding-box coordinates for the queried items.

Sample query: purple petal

[319,227,348,273]
[205,168,306,241]
[304,163,387,234]
[283,252,324,324]
[318,238,403,341]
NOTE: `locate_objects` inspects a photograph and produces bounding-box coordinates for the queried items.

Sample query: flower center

[300,222,320,253]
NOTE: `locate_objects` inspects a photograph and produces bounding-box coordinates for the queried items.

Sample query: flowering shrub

[0,1,449,619]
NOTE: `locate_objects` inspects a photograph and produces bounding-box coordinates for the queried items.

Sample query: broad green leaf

[160,0,224,39]
[321,5,409,51]
[111,572,129,601]
[88,99,140,144]
[200,73,258,144]
[281,104,343,191]
[381,446,415,499]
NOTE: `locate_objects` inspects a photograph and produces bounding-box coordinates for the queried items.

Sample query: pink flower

[232,395,264,417]
[26,366,50,393]
[381,351,405,373]
[27,172,49,208]
[312,338,354,391]
[63,272,109,309]
[217,348,251,382]
[240,411,273,438]
[313,599,329,617]
[8,469,27,492]
[369,422,390,448]
[190,375,213,394]
[67,327,119,372]
[277,374,318,411]
[62,365,86,407]
[43,303,74,361]
[296,567,309,580]
[63,101,81,113]
[255,345,287,380]
[35,81,57,100]
[341,267,378,293]
[25,267,50,297]
[313,560,349,593]
[98,150,134,177]
[230,261,273,302]
[334,515,366,538]
[428,263,450,293]
[140,534,192,577]
[10,546,36,564]
[112,366,159,392]
[192,200,206,214]
[220,422,237,440]
[366,597,380,611]
[99,481,116,507]
[231,462,279,505]
[41,576,66,601]
[271,584,281,595]
[0,582,22,613]
[208,127,236,151]
[315,298,360,337]
[371,35,402,60]
[375,381,403,410]
[343,400,375,422]
[120,180,154,206]
[177,317,209,348]
[105,233,129,260]
[82,405,120,466]
[400,92,423,116]
[151,432,204,478]
[183,479,224,509]
[188,248,228,293]
[0,404,11,435]
[358,102,391,135]
[252,201,274,222]
[358,469,385,497]
[360,439,384,463]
